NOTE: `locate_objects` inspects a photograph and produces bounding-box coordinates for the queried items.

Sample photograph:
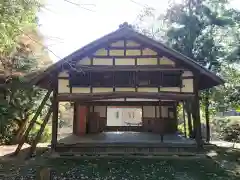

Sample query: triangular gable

[31,22,224,90]
[75,39,175,66]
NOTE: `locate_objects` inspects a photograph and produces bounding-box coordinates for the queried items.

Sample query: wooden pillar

[159,102,164,141]
[192,108,197,139]
[51,81,58,151]
[205,89,210,142]
[193,75,202,148]
[186,101,193,138]
[73,102,77,134]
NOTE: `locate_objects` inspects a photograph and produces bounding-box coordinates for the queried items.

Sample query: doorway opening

[107,106,142,127]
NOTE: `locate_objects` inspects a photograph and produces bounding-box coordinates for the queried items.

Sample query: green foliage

[135,1,240,143]
[212,66,240,111]
[211,116,240,142]
[178,123,189,137]
[27,115,51,144]
[221,123,240,143]
[135,0,240,116]
[0,0,51,145]
[0,0,41,54]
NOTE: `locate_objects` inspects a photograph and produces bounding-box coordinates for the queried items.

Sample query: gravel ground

[0,158,238,180]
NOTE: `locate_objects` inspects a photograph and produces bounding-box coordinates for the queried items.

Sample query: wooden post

[193,75,202,148]
[39,167,52,180]
[205,89,210,142]
[186,101,193,138]
[182,101,187,137]
[192,107,197,139]
[73,102,77,135]
[159,102,164,142]
[51,83,58,151]
[27,106,53,158]
[13,90,52,156]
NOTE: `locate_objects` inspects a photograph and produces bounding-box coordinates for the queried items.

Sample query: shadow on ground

[0,146,48,179]
[205,146,240,176]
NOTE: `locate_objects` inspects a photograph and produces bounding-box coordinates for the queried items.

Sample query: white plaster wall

[107,107,142,126]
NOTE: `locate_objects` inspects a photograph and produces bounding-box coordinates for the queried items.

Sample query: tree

[0,0,52,144]
[212,65,240,111]
[134,0,240,141]
[0,0,41,79]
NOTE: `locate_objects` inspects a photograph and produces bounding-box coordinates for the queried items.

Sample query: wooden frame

[51,76,59,151]
[78,101,175,106]
[67,70,184,89]
[75,65,183,71]
[57,92,194,101]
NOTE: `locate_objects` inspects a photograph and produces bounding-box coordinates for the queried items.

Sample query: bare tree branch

[63,0,96,12]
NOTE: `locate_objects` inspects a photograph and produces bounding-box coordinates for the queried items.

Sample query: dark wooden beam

[57,92,194,101]
[28,106,52,158]
[91,55,159,59]
[13,90,52,156]
[106,46,143,50]
[185,100,193,138]
[192,75,202,149]
[51,78,59,151]
[75,65,184,72]
[73,102,77,135]
[78,101,175,106]
[205,89,210,142]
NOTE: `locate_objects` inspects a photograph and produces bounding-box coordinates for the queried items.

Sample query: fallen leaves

[0,158,238,180]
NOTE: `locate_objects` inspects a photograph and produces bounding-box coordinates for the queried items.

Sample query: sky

[38,0,240,62]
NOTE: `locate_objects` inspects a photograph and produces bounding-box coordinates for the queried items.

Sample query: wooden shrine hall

[14,22,224,156]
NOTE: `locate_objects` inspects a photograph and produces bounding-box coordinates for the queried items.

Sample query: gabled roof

[30,22,224,90]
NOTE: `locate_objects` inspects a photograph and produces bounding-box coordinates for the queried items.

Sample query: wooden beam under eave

[75,65,185,72]
[57,92,194,101]
[77,101,175,106]
[91,55,159,59]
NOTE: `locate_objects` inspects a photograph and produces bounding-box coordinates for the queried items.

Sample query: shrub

[211,116,240,142]
[27,117,51,144]
[221,122,240,143]
[178,123,189,136]
[0,120,19,145]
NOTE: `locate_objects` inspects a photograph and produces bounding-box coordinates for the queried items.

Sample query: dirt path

[0,143,49,159]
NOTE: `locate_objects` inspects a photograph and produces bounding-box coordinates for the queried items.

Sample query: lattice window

[91,72,113,87]
[161,72,181,87]
[136,71,159,87]
[115,71,135,87]
[69,72,90,87]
